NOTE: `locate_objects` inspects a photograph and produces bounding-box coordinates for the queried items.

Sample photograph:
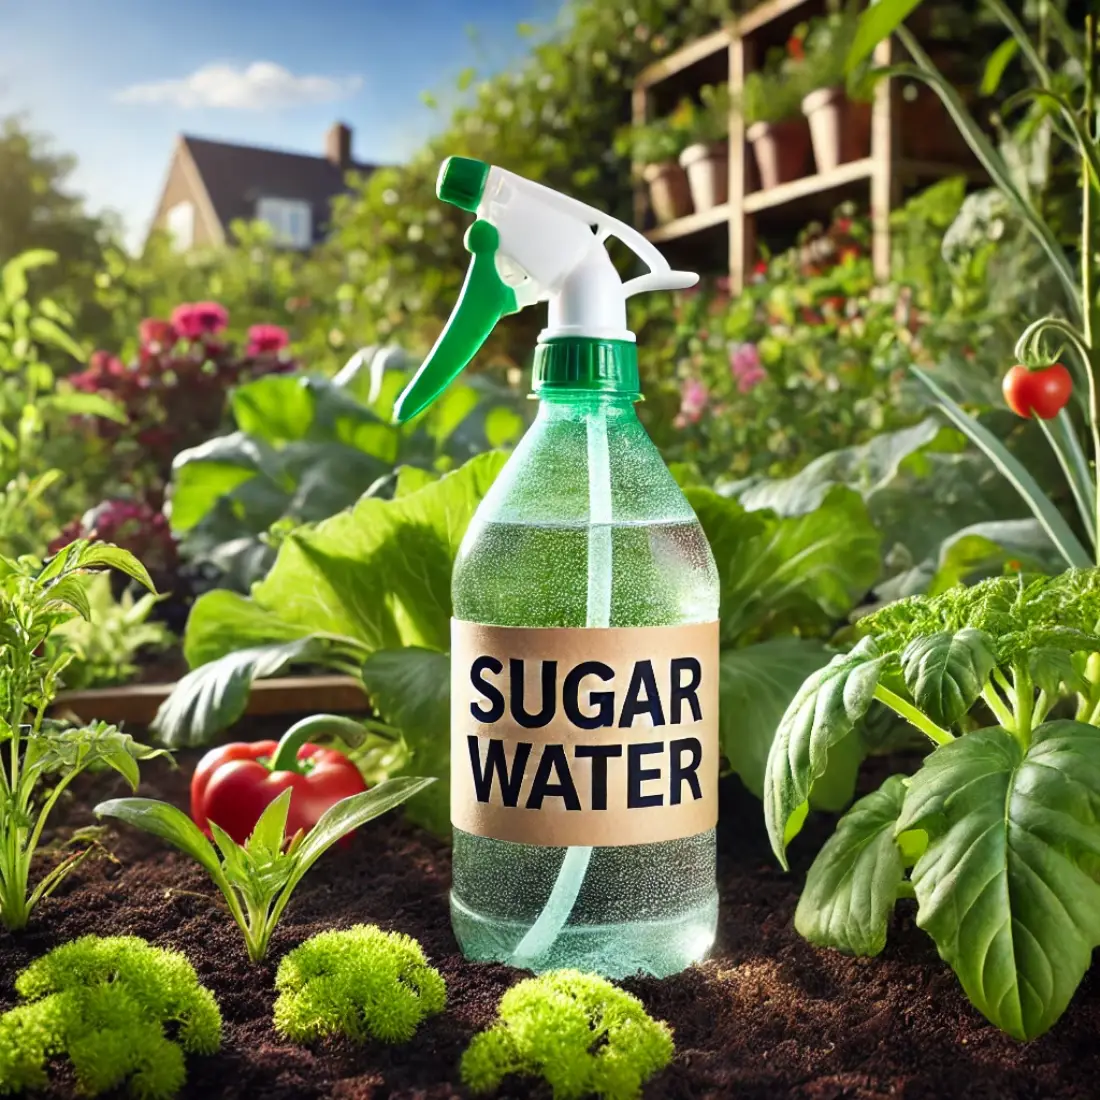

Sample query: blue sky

[1,0,559,248]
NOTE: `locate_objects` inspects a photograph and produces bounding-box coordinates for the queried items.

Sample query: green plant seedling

[766,567,1100,1039]
[274,924,445,1043]
[0,934,221,1100]
[461,969,673,1100]
[0,539,167,931]
[96,776,434,962]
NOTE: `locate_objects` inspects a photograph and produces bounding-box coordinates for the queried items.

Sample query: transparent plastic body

[451,389,720,978]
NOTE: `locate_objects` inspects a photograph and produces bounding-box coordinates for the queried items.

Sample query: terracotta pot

[679,141,728,212]
[900,84,972,163]
[642,160,693,224]
[746,118,812,191]
[801,87,872,172]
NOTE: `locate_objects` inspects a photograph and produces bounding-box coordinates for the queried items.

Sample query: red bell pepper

[191,716,368,845]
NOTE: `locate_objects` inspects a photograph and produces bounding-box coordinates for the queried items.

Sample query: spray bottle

[395,158,720,978]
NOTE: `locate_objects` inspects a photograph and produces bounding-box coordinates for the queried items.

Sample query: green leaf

[846,0,923,71]
[718,639,833,799]
[251,450,507,654]
[360,648,451,834]
[483,405,525,449]
[900,628,996,727]
[182,590,315,668]
[765,638,890,868]
[981,37,1020,95]
[231,374,316,443]
[795,775,909,956]
[925,519,1062,596]
[911,368,1090,569]
[898,722,1100,1039]
[687,485,880,644]
[1030,648,1085,697]
[42,391,127,424]
[247,788,293,859]
[152,637,330,747]
[2,249,56,303]
[72,544,156,593]
[288,777,436,881]
[29,317,84,362]
[393,465,438,497]
[41,576,92,620]
[95,797,222,878]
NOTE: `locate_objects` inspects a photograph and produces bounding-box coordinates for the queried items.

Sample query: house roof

[180,135,375,242]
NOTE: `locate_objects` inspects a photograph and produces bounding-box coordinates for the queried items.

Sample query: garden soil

[4,733,1100,1100]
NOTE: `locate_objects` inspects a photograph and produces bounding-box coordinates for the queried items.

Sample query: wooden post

[870,35,897,281]
[632,82,650,231]
[729,33,752,293]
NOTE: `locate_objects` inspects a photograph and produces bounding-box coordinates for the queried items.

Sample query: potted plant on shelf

[798,9,874,172]
[678,84,730,214]
[741,53,813,191]
[616,112,692,225]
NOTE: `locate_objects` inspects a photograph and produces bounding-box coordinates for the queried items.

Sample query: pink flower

[729,342,766,394]
[171,301,229,340]
[246,323,290,356]
[678,378,708,424]
[139,318,178,350]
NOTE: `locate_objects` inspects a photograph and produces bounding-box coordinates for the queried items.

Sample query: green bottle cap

[437,157,490,212]
[532,338,640,397]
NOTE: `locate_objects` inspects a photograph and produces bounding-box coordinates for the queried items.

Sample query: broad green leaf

[765,638,890,867]
[231,374,316,443]
[169,432,280,533]
[847,0,923,71]
[899,722,1100,1039]
[72,544,156,594]
[182,589,315,669]
[1030,648,1085,697]
[912,368,1090,569]
[900,628,996,728]
[795,775,908,956]
[96,797,222,877]
[41,576,92,620]
[247,788,293,859]
[289,777,435,881]
[687,485,880,644]
[252,450,507,653]
[484,405,525,449]
[718,639,833,799]
[736,419,942,517]
[981,37,1020,95]
[28,316,84,362]
[360,647,451,834]
[393,465,438,497]
[42,391,128,425]
[152,637,332,747]
[925,519,1061,596]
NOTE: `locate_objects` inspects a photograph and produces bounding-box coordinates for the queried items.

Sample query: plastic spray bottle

[395,157,720,978]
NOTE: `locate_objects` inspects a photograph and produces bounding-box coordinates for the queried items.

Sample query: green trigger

[393,220,519,424]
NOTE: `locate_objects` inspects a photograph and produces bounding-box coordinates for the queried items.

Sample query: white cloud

[114,61,362,111]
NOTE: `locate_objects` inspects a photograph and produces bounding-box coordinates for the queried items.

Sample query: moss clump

[0,935,221,1100]
[461,969,673,1100]
[274,925,446,1044]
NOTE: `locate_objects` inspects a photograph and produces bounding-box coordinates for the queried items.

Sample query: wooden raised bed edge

[53,675,369,728]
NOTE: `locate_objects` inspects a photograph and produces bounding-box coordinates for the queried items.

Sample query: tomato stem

[269,714,370,773]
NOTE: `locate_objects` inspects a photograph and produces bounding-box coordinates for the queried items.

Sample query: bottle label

[450,620,719,846]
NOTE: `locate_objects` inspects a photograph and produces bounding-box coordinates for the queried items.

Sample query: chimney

[325,122,352,169]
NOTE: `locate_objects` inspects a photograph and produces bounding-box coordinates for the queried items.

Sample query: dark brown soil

[5,731,1100,1100]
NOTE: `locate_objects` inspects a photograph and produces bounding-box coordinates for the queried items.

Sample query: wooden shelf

[736,0,816,36]
[743,157,875,214]
[636,26,731,91]
[645,202,730,243]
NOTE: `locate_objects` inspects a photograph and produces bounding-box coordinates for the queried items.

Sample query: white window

[256,197,312,248]
[165,201,194,249]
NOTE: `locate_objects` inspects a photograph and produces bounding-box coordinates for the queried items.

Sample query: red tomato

[1002,363,1072,420]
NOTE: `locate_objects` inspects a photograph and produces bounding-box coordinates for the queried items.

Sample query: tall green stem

[1012,663,1035,749]
[1085,17,1099,563]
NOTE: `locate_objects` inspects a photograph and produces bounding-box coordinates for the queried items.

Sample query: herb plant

[0,539,165,931]
[765,568,1100,1039]
[96,776,433,962]
[461,970,673,1100]
[0,934,221,1100]
[274,925,446,1044]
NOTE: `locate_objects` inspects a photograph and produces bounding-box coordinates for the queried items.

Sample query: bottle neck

[531,337,639,401]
